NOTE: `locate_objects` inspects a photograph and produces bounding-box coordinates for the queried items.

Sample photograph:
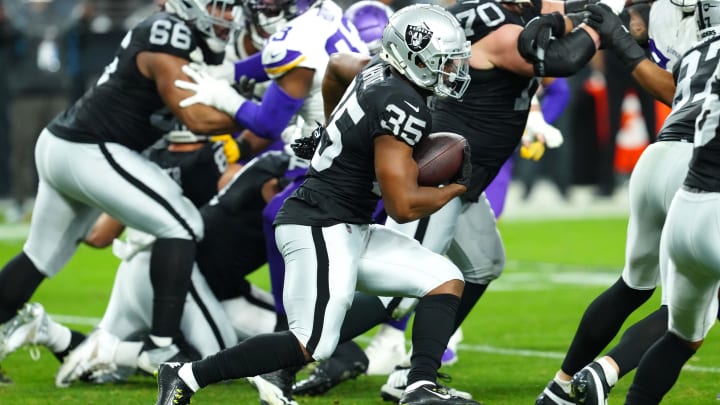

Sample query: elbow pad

[521,28,596,77]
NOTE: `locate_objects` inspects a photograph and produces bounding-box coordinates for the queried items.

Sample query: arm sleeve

[233,80,305,141]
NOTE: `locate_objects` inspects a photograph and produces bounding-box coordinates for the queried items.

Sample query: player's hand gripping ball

[413,132,468,186]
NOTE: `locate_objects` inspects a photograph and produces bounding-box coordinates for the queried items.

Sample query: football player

[621,5,720,403]
[536,1,700,403]
[174,0,369,356]
[156,5,477,405]
[0,0,245,379]
[56,150,301,387]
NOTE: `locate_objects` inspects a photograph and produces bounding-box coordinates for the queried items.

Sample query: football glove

[188,60,235,82]
[175,64,247,115]
[524,109,564,149]
[291,122,323,160]
[452,140,472,189]
[520,140,546,161]
[209,134,241,163]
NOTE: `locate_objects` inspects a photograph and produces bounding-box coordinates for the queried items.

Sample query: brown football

[413,132,466,186]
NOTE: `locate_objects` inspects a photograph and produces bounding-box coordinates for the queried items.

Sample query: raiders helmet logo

[405,24,432,52]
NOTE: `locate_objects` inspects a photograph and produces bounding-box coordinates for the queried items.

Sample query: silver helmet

[165,0,241,53]
[380,4,471,99]
[670,0,698,14]
[696,0,720,38]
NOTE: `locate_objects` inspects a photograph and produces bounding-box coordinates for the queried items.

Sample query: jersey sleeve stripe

[264,51,307,77]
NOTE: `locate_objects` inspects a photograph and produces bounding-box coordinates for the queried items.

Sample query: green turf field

[1,217,719,404]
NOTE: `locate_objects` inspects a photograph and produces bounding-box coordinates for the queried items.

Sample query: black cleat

[293,341,368,396]
[399,382,481,405]
[535,380,574,405]
[571,362,611,405]
[155,362,193,405]
[381,367,473,403]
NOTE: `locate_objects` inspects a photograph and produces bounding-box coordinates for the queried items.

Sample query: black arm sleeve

[519,28,597,77]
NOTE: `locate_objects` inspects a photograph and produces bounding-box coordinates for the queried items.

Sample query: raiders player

[537,2,699,403]
[0,0,244,378]
[175,0,370,349]
[621,6,720,403]
[56,150,300,387]
[156,5,477,405]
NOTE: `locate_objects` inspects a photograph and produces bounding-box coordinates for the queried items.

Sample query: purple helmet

[242,0,316,49]
[344,0,393,55]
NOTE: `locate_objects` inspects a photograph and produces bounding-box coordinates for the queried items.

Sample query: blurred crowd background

[0,0,664,223]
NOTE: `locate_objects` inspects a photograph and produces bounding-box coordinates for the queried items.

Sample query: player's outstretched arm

[375,135,466,224]
[137,51,239,135]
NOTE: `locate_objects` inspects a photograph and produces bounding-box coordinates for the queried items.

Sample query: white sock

[405,380,434,392]
[149,335,173,348]
[597,357,619,387]
[178,363,200,392]
[114,341,144,368]
[46,320,71,353]
[553,372,572,394]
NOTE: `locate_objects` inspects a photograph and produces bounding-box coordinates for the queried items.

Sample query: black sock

[0,252,45,322]
[608,306,668,378]
[149,238,196,339]
[274,313,289,332]
[625,332,695,405]
[53,330,86,362]
[561,277,654,375]
[192,331,306,388]
[453,282,488,330]
[338,292,388,342]
[407,294,460,386]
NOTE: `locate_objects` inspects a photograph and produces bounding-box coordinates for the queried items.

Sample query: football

[413,132,467,186]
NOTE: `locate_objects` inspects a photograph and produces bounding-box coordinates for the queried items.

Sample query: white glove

[175,64,246,116]
[524,110,564,149]
[599,0,626,14]
[188,61,235,82]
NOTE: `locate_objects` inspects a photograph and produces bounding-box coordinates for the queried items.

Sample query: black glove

[452,140,472,189]
[518,14,565,76]
[290,121,323,160]
[234,75,257,100]
[585,3,646,69]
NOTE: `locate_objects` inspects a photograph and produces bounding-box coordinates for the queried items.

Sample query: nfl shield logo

[405,24,432,52]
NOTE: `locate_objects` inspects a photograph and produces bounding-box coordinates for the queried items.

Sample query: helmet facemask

[242,0,315,49]
[166,0,241,53]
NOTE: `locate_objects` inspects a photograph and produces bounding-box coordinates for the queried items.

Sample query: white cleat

[55,328,120,388]
[364,324,407,375]
[0,303,50,361]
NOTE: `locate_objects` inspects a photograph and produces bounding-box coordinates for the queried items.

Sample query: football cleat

[55,328,120,388]
[364,324,408,375]
[137,337,201,376]
[248,367,300,405]
[156,362,193,405]
[0,302,50,361]
[399,382,481,405]
[0,364,12,386]
[381,366,473,403]
[535,380,575,405]
[293,357,367,396]
[571,362,611,405]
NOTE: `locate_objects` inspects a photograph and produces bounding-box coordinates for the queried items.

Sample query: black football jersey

[657,37,720,143]
[48,12,208,151]
[275,61,433,226]
[435,0,542,201]
[197,151,295,299]
[147,141,227,208]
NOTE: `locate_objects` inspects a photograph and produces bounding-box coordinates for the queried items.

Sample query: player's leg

[358,224,477,404]
[626,190,720,404]
[0,132,100,367]
[158,223,358,405]
[262,178,303,331]
[65,141,204,369]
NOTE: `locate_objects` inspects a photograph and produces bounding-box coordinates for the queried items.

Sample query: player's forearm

[632,60,675,106]
[385,185,465,224]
